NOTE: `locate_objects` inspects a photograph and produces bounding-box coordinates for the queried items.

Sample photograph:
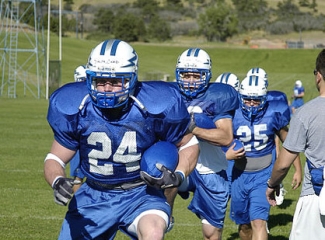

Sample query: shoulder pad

[49,81,89,115]
[137,81,185,115]
[206,83,239,113]
[267,90,288,103]
[268,99,290,120]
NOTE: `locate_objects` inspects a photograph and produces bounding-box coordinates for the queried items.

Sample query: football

[193,113,216,129]
[222,139,244,152]
[140,141,179,178]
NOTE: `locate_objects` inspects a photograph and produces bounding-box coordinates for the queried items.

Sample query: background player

[230,76,301,240]
[170,48,239,240]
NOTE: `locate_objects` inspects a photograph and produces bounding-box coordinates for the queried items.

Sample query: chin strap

[129,95,147,112]
[79,94,90,110]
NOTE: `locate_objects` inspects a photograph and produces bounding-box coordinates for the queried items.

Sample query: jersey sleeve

[208,83,239,121]
[267,90,288,103]
[47,82,89,150]
[268,100,291,130]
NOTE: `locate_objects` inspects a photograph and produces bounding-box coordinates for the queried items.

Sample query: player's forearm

[193,128,233,146]
[44,159,66,187]
[292,154,302,173]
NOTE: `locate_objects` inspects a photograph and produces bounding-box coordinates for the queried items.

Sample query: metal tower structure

[0,0,45,98]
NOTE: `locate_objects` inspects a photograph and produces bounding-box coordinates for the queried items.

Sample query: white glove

[319,167,325,215]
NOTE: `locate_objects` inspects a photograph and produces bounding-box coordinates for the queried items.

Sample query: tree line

[19,0,325,43]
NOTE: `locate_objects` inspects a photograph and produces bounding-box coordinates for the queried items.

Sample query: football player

[73,65,87,82]
[44,39,199,240]
[215,72,243,199]
[229,76,301,240]
[247,67,302,206]
[169,48,239,240]
[290,79,305,114]
[215,72,240,91]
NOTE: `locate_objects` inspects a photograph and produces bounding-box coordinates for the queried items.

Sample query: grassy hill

[71,0,325,13]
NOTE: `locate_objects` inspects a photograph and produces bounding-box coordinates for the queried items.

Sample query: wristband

[51,176,64,189]
[267,179,279,189]
[175,170,185,182]
[45,153,66,169]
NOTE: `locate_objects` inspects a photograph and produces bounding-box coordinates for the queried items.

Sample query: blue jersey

[233,100,290,158]
[47,81,190,185]
[291,86,305,110]
[172,82,239,121]
[267,90,288,103]
[293,86,304,97]
[173,82,238,227]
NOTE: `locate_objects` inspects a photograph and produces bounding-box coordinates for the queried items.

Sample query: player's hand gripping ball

[222,139,244,152]
[188,113,216,132]
[140,141,183,189]
[140,141,179,178]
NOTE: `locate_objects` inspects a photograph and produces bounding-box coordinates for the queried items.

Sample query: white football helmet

[246,67,268,88]
[239,75,267,120]
[175,48,212,98]
[215,72,240,91]
[86,39,138,109]
[295,80,302,87]
[74,65,87,82]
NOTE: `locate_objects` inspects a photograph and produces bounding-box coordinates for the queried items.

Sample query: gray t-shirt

[283,96,325,196]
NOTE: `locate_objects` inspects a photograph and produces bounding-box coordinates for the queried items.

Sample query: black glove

[188,112,216,132]
[52,177,80,206]
[140,163,184,189]
[188,112,197,132]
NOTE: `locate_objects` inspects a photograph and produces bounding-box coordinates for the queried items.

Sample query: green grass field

[0,35,320,239]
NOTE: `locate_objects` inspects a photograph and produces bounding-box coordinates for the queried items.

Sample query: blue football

[222,139,244,152]
[194,113,216,129]
[140,141,179,178]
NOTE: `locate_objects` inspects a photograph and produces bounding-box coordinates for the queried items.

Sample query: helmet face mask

[239,75,267,119]
[86,39,138,109]
[175,48,212,98]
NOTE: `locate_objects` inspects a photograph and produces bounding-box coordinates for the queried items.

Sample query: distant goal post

[48,60,61,96]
